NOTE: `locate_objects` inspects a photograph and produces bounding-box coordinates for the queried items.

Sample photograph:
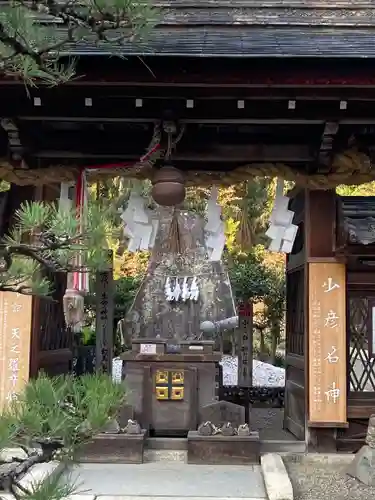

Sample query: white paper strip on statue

[173,279,182,301]
[189,277,199,301]
[181,277,189,301]
[165,277,174,301]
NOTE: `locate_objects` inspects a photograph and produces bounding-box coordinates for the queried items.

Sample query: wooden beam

[33,144,312,163]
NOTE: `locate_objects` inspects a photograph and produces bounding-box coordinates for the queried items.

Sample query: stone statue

[124,209,235,343]
[197,421,222,436]
[221,422,236,436]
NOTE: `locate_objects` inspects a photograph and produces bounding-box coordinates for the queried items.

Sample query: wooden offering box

[120,340,222,435]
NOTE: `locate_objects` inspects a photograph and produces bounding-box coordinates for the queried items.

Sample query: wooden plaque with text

[308,262,347,426]
[0,292,32,409]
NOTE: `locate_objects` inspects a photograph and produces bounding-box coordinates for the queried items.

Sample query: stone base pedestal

[79,430,147,464]
[187,431,260,465]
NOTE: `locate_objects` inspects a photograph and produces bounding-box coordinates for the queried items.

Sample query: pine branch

[0,0,158,84]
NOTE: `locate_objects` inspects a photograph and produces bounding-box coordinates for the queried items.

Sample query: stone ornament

[197,421,220,436]
[123,419,142,435]
[101,418,121,434]
[237,423,251,436]
[197,420,251,437]
[221,422,236,436]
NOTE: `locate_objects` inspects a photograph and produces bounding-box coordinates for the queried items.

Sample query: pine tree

[0,200,113,295]
[0,0,158,85]
[0,373,126,500]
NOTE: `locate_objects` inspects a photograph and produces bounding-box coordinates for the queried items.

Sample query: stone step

[66,463,268,499]
[144,449,187,462]
[146,437,188,450]
[72,496,266,500]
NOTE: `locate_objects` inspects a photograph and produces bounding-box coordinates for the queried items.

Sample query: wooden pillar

[305,189,348,449]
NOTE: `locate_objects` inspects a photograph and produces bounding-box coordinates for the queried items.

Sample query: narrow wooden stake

[95,250,114,374]
[237,302,253,387]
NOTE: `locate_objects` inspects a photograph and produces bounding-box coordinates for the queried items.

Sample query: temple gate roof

[11,0,375,58]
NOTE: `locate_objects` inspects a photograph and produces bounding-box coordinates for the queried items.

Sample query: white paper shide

[266,178,298,254]
[120,191,159,252]
[205,187,225,262]
[165,276,199,302]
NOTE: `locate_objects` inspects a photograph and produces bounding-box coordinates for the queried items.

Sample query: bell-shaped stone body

[124,208,235,344]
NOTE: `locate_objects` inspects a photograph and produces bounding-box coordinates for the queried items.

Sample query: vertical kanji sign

[0,292,32,409]
[95,251,114,374]
[308,262,347,426]
[237,302,253,387]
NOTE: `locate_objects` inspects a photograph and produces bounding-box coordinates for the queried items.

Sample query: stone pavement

[65,462,267,500]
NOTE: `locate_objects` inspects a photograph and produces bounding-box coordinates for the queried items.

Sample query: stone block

[199,400,245,428]
[346,445,375,486]
[79,430,146,464]
[261,453,293,500]
[187,430,260,465]
[117,403,135,428]
[16,461,64,495]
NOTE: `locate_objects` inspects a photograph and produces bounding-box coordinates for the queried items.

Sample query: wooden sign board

[95,251,114,374]
[308,262,347,426]
[0,292,32,409]
[237,303,253,387]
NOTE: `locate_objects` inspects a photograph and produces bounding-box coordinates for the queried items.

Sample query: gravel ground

[284,455,375,500]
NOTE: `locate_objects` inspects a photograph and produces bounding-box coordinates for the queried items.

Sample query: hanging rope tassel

[236,209,254,251]
[63,169,88,332]
[166,209,186,254]
[235,182,255,251]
